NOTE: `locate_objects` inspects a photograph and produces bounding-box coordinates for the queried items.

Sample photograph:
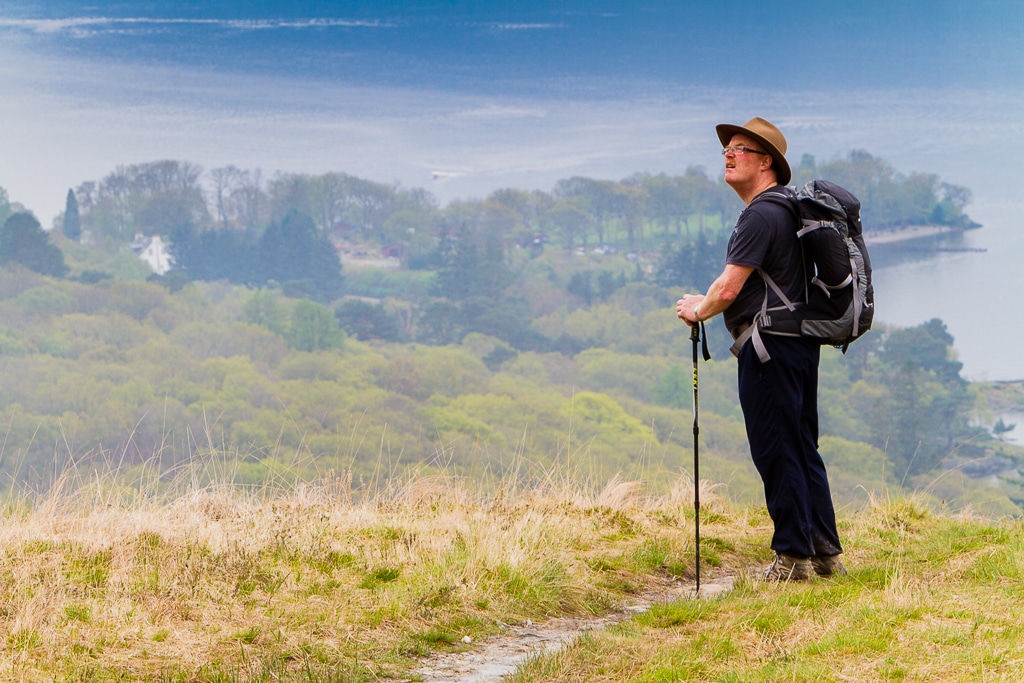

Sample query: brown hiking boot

[762,553,814,582]
[811,554,847,577]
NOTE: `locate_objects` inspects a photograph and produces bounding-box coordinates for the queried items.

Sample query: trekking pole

[690,321,710,595]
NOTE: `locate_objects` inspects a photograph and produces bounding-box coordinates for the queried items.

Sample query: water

[1,1,1024,380]
[871,200,1024,381]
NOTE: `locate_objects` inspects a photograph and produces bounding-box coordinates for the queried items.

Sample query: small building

[381,243,404,259]
[131,233,174,275]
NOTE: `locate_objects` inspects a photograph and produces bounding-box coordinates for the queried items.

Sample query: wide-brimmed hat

[716,117,791,186]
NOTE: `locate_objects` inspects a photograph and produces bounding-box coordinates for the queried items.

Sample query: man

[676,117,845,581]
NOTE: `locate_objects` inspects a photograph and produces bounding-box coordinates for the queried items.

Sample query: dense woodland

[0,152,1017,513]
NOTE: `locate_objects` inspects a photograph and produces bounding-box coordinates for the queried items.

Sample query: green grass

[506,497,1024,683]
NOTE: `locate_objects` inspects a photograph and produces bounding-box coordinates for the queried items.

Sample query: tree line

[0,149,971,314]
[0,149,981,368]
[45,149,974,260]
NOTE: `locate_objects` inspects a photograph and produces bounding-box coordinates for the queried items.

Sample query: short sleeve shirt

[723,186,804,335]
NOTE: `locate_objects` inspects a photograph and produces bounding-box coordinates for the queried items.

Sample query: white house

[131,233,174,275]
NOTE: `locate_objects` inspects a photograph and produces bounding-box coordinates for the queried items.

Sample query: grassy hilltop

[2,471,1023,682]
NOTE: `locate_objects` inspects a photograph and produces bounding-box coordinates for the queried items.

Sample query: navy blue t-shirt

[723,187,805,336]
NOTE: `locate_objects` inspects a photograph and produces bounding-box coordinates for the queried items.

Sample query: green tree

[62,189,82,242]
[78,160,209,245]
[874,319,972,478]
[880,318,964,385]
[431,229,513,302]
[595,270,625,301]
[381,191,438,249]
[0,187,12,226]
[613,182,647,249]
[567,271,594,305]
[542,196,592,249]
[286,299,345,352]
[416,300,463,345]
[171,224,256,285]
[933,183,974,226]
[655,232,729,290]
[792,153,818,188]
[554,177,627,246]
[267,172,408,239]
[815,151,972,230]
[457,295,546,351]
[335,299,402,341]
[259,210,344,303]
[485,188,552,248]
[0,212,69,277]
[653,364,693,409]
[630,173,679,237]
[211,166,268,230]
[242,288,289,334]
[679,167,726,234]
[993,418,1016,440]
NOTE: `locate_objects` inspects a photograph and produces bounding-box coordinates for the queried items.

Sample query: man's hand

[676,294,706,328]
[676,264,752,328]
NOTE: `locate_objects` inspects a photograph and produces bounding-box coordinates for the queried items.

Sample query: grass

[1,470,1023,681]
[507,494,1024,683]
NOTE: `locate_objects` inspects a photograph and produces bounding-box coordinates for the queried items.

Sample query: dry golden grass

[0,469,746,682]
[4,467,1019,683]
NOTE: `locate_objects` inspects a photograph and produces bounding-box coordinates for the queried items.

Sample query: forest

[0,150,1017,514]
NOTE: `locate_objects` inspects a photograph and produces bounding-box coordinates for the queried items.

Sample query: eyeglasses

[721,145,768,156]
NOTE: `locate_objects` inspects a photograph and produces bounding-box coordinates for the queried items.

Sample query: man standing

[676,117,845,581]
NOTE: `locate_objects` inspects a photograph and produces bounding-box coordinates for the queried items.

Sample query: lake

[872,199,1024,382]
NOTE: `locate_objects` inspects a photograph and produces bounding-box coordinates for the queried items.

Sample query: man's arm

[676,264,755,327]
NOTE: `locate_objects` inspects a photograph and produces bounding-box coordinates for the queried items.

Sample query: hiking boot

[762,553,814,582]
[811,553,847,577]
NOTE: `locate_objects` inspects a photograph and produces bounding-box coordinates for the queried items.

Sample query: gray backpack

[730,180,874,362]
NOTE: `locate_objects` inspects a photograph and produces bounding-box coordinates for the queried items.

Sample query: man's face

[723,133,768,188]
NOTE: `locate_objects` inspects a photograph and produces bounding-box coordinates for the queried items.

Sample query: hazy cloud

[0,16,389,37]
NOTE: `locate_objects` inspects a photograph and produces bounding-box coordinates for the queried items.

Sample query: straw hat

[715,117,791,186]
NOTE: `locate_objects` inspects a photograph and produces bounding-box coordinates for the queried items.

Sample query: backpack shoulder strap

[751,187,799,212]
[728,188,802,363]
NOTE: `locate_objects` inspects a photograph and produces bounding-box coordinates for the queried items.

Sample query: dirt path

[406,576,735,683]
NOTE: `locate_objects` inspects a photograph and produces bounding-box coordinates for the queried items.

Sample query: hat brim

[716,123,792,186]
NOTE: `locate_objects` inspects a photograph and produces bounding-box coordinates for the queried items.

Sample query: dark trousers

[737,334,843,558]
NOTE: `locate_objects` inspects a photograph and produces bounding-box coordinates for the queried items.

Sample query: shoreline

[863,224,963,246]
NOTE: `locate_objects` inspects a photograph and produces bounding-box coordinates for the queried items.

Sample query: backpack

[730,179,874,362]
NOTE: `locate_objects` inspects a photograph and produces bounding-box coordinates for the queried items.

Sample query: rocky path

[406,577,735,683]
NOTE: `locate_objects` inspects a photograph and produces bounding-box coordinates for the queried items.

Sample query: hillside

[1,245,1023,515]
